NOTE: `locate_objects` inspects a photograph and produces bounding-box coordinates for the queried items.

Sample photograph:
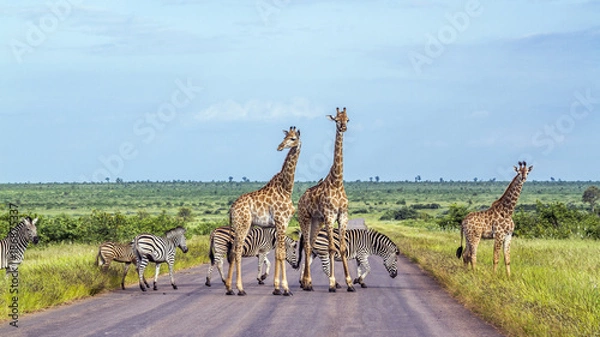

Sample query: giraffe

[297,107,355,292]
[225,126,301,296]
[456,161,533,277]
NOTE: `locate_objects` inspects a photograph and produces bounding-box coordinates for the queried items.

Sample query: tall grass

[373,221,600,337]
[1,235,210,321]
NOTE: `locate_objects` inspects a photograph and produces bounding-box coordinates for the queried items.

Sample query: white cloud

[194,97,325,122]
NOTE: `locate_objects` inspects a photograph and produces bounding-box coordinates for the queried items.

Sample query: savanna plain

[1,180,599,337]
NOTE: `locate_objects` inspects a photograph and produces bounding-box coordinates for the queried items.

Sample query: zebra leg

[135,264,149,288]
[137,259,148,292]
[122,263,131,290]
[168,262,177,290]
[354,257,370,288]
[153,263,161,290]
[205,263,213,287]
[338,213,355,292]
[257,252,269,284]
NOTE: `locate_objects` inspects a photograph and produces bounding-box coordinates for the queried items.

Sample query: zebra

[96,241,149,290]
[133,226,188,292]
[1,217,39,274]
[296,228,399,288]
[205,226,298,287]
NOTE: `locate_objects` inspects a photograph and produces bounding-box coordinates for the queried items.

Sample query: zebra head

[166,226,188,253]
[285,237,298,267]
[23,217,39,245]
[383,246,400,279]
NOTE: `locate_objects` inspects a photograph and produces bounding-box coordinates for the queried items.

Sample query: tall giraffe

[225,126,301,296]
[456,161,533,277]
[297,107,355,292]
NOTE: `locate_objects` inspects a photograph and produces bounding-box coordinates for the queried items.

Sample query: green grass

[1,235,210,321]
[372,221,600,337]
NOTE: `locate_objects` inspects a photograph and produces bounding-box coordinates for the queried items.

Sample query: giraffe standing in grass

[225,126,301,296]
[297,107,355,292]
[456,161,533,277]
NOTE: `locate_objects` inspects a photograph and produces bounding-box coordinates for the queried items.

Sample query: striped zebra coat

[96,241,149,290]
[205,226,298,287]
[1,217,39,274]
[133,226,188,292]
[297,228,399,288]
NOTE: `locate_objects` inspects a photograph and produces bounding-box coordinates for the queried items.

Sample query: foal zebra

[296,228,399,288]
[96,241,149,290]
[1,217,39,274]
[205,226,298,287]
[133,226,188,292]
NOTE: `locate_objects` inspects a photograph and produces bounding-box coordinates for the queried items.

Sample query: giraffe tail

[294,232,304,270]
[456,227,464,259]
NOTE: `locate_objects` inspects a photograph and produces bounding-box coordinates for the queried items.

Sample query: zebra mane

[164,226,186,239]
[365,228,399,255]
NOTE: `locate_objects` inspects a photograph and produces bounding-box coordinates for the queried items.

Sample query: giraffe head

[277,126,301,151]
[514,161,533,181]
[327,107,349,133]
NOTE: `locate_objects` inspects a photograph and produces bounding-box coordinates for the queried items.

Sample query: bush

[436,204,470,230]
[514,201,600,239]
[380,206,419,221]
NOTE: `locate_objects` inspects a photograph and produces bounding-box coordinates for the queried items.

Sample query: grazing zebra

[96,241,149,290]
[1,217,39,274]
[133,226,188,292]
[205,226,298,287]
[296,228,399,288]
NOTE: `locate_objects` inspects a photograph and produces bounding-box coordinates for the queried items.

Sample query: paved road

[1,253,503,337]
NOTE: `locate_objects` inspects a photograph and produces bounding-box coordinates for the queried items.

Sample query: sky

[0,0,598,183]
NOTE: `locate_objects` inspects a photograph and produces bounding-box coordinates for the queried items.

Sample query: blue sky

[0,0,598,183]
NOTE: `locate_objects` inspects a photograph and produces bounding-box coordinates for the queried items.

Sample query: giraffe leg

[273,225,292,296]
[493,236,503,274]
[469,236,481,272]
[338,213,355,292]
[301,217,320,291]
[225,256,235,295]
[503,233,512,278]
[325,222,338,292]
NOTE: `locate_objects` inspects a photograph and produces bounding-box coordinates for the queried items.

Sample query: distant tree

[550,177,556,182]
[105,177,110,183]
[439,177,444,183]
[473,177,478,182]
[177,207,193,222]
[116,177,123,184]
[415,175,421,183]
[369,177,373,182]
[228,176,233,183]
[242,177,249,182]
[375,176,380,183]
[582,186,600,213]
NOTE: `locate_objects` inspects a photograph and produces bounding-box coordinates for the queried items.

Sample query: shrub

[436,204,470,230]
[380,206,419,221]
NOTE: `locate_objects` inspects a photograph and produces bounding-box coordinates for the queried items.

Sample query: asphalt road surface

[1,254,504,337]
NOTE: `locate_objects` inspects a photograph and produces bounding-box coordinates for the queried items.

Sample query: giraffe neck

[326,129,344,187]
[278,144,301,195]
[493,174,524,215]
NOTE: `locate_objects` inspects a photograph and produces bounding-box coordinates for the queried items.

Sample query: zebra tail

[456,226,464,259]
